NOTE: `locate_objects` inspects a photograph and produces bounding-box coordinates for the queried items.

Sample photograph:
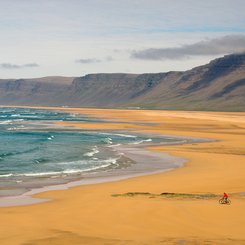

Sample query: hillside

[0,54,244,111]
[127,53,245,111]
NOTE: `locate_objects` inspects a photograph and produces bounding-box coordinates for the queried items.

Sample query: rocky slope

[0,54,244,111]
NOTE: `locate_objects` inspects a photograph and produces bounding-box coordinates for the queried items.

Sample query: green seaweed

[111,192,217,200]
[111,192,151,197]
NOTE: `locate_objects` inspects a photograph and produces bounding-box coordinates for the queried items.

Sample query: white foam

[54,160,84,166]
[83,146,99,157]
[0,173,14,178]
[80,158,117,172]
[98,132,137,138]
[108,143,121,148]
[20,115,39,118]
[113,133,137,138]
[103,137,112,144]
[132,138,152,145]
[16,171,61,177]
[62,169,83,174]
[0,120,13,125]
[13,119,24,122]
[7,127,18,130]
[0,119,24,125]
[14,158,119,177]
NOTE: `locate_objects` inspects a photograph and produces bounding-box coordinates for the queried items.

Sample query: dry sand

[0,107,245,245]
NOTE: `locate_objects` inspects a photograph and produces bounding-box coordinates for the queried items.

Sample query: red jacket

[223,192,228,198]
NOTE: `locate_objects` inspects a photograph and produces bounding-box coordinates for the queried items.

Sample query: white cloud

[0,0,244,77]
[0,63,39,69]
[76,59,101,64]
[131,35,245,60]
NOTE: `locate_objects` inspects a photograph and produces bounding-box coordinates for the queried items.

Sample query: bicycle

[219,197,231,205]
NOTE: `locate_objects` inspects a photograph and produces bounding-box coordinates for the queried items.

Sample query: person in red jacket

[223,192,228,201]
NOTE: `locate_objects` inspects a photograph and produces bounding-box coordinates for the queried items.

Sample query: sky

[0,0,245,78]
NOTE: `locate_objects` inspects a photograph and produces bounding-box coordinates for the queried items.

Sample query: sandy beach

[0,107,245,244]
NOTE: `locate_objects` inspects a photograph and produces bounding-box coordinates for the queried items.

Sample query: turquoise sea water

[0,108,174,187]
[0,107,177,189]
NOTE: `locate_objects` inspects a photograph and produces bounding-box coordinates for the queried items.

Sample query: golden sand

[0,108,245,245]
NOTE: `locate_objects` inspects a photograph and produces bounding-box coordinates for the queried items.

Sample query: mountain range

[0,53,244,111]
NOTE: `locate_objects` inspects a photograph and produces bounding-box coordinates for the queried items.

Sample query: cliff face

[0,54,244,111]
[0,77,73,106]
[68,72,181,107]
[127,53,245,111]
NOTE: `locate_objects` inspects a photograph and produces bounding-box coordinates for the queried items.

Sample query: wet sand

[0,139,188,207]
[0,107,245,244]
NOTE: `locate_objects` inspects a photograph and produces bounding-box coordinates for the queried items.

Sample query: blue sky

[0,0,245,78]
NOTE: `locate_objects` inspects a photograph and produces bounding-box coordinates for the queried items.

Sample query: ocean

[0,107,181,195]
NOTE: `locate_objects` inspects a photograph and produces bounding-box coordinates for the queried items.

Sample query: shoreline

[0,106,212,206]
[0,107,244,244]
[0,130,209,207]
